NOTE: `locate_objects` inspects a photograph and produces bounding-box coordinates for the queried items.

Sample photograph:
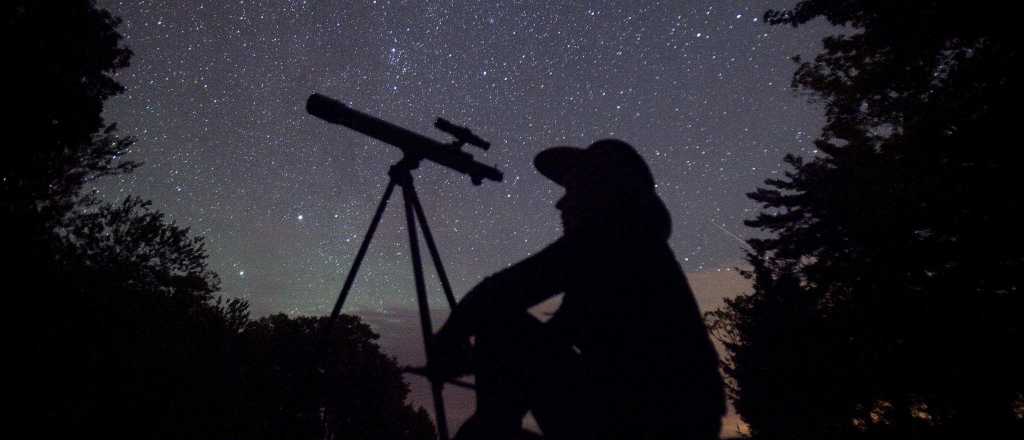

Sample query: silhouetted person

[434,139,725,439]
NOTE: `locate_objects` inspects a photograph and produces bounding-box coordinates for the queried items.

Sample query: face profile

[553,174,595,236]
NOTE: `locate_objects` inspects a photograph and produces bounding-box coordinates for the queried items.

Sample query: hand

[430,323,473,380]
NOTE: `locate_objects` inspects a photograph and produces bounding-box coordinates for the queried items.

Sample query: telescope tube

[306,93,503,184]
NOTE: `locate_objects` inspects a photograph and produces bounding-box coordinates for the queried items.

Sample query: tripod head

[306,93,503,185]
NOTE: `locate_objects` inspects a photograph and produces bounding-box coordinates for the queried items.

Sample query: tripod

[320,154,466,440]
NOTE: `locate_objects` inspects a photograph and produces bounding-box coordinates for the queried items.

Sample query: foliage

[237,314,436,440]
[4,0,137,226]
[710,1,1023,438]
[8,2,434,439]
[62,197,220,298]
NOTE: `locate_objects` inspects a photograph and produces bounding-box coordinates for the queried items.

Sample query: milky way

[96,0,832,319]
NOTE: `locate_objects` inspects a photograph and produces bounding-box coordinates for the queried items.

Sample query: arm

[437,237,572,340]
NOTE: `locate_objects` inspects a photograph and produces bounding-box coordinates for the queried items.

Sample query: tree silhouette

[34,198,239,439]
[10,2,434,439]
[709,1,1023,438]
[237,314,435,440]
[4,1,136,229]
[6,0,140,312]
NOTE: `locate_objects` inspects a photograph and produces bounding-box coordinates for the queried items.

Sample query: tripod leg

[406,182,458,308]
[315,179,398,439]
[401,182,452,440]
[321,179,397,342]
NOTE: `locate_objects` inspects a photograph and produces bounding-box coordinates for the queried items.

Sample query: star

[97,0,829,323]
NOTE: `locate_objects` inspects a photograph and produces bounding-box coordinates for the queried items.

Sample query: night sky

[96,1,833,434]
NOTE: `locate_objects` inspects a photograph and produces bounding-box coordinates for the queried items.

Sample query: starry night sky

[97,0,832,318]
[94,1,835,434]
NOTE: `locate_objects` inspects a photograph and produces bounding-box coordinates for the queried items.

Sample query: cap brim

[534,146,584,186]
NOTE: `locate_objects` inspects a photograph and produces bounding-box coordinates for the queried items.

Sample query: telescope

[306,93,503,185]
[308,92,502,439]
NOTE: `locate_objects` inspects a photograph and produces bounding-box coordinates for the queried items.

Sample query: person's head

[534,139,670,238]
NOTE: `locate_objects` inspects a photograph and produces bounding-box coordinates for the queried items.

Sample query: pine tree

[709,2,1023,438]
